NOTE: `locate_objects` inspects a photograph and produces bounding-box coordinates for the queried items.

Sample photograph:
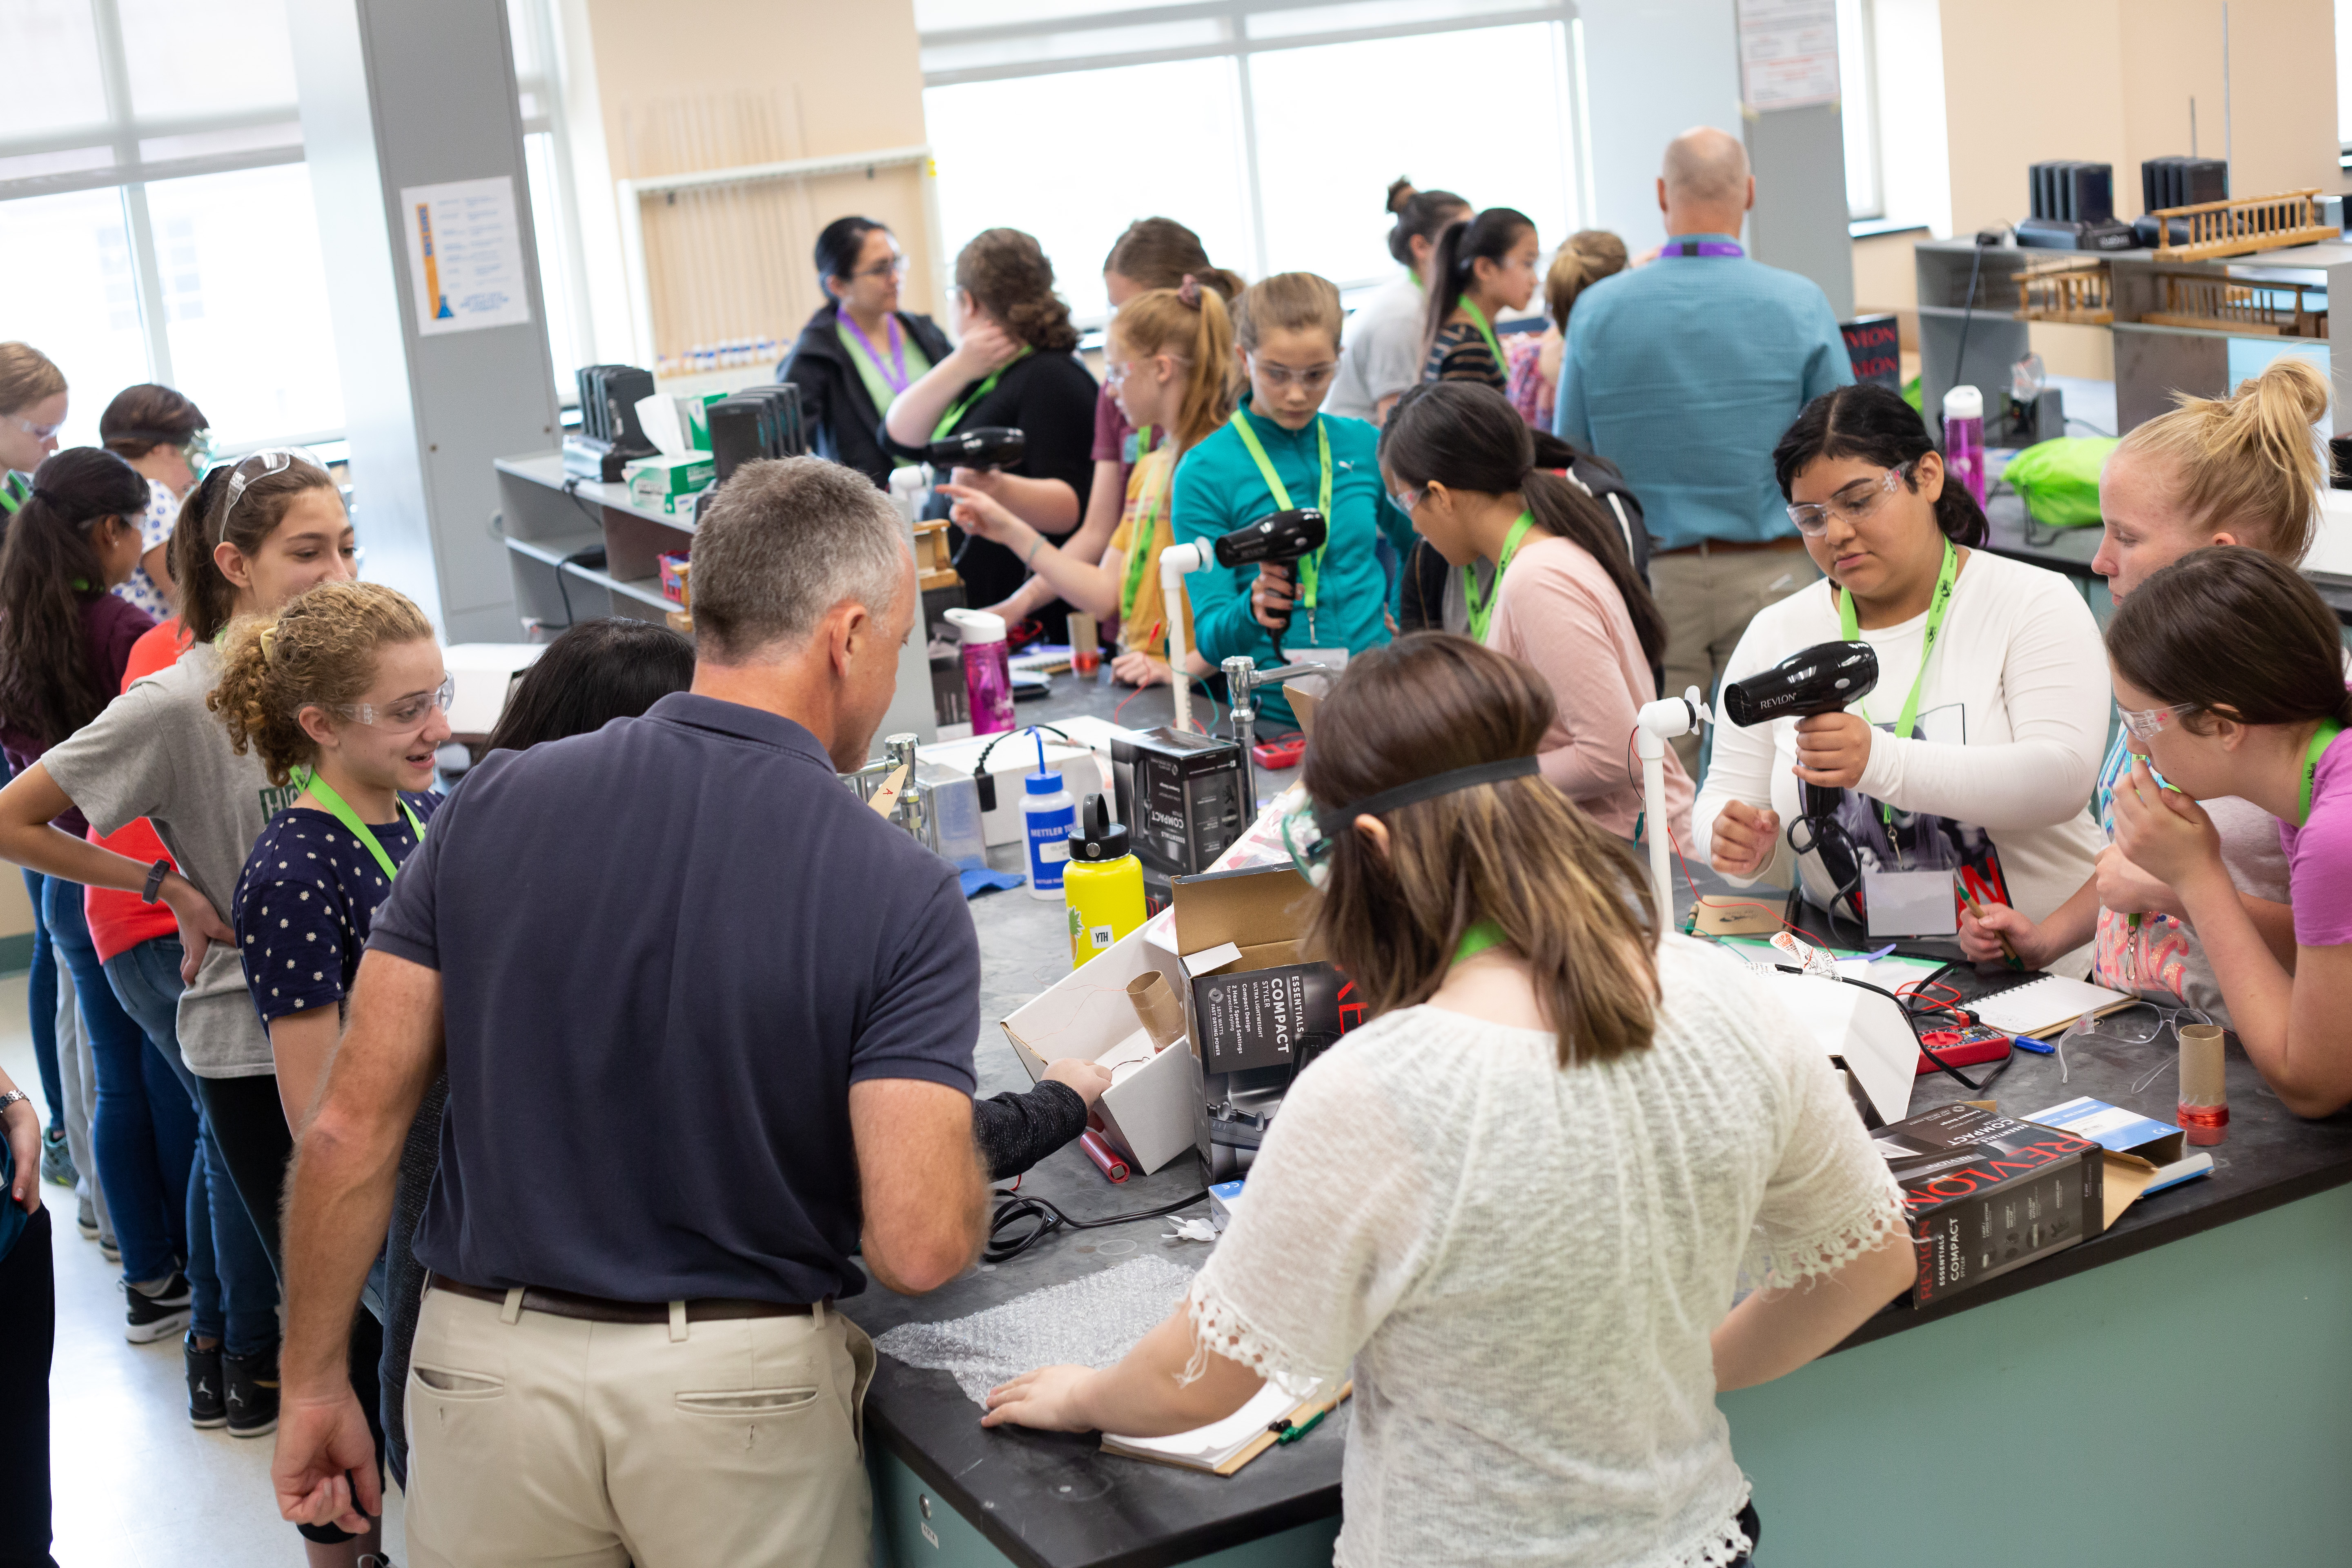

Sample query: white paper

[401,176,532,336]
[1183,941,1243,978]
[1760,969,1917,1125]
[1737,0,1841,111]
[1106,1374,1319,1461]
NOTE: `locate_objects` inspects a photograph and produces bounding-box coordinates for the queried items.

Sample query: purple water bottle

[944,608,1016,735]
[1941,385,1985,509]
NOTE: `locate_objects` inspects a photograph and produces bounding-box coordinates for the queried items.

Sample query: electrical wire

[983,1188,1210,1265]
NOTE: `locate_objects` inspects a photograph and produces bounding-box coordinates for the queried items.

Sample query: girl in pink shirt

[1380,382,1690,843]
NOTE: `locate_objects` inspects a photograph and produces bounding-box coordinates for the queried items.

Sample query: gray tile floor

[0,973,408,1566]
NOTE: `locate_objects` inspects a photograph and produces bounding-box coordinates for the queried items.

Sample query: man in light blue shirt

[1557,126,1851,771]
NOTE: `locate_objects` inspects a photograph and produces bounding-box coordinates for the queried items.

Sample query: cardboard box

[1000,913,1198,1176]
[1168,864,1355,1177]
[1113,726,1248,878]
[1191,961,1354,1075]
[917,733,1107,847]
[623,451,715,510]
[1874,1104,2103,1305]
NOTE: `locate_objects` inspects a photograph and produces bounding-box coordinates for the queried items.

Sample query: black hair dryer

[927,425,1026,472]
[1720,639,1879,824]
[1214,508,1327,655]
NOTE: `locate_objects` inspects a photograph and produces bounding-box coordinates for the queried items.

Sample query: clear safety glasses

[1785,461,1911,537]
[335,673,454,731]
[7,412,64,441]
[2115,701,2202,741]
[1254,361,1337,392]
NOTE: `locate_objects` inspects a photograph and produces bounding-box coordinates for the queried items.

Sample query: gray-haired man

[271,458,990,1566]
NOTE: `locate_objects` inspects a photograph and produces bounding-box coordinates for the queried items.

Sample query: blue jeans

[22,869,62,1137]
[104,934,278,1356]
[42,876,192,1286]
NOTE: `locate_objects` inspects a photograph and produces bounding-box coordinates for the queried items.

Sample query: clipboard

[1100,1380,1352,1477]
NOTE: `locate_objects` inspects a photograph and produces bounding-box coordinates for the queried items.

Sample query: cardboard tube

[2178,1024,2227,1106]
[1127,971,1187,1051]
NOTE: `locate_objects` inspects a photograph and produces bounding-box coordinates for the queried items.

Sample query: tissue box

[624,452,715,514]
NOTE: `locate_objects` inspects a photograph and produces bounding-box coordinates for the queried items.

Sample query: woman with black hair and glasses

[778,216,953,488]
[1693,384,2107,961]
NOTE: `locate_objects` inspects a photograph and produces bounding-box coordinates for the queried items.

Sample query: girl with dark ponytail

[0,448,200,1334]
[1419,207,1540,390]
[1695,382,2108,951]
[1379,382,1687,843]
[2100,546,2352,1118]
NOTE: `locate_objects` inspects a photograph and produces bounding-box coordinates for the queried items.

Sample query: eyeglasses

[179,429,214,470]
[851,256,909,281]
[2116,700,2201,740]
[1104,354,1187,388]
[1254,361,1337,392]
[1785,462,1911,537]
[6,412,63,442]
[334,673,454,730]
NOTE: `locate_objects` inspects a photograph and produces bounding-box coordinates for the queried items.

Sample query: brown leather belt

[428,1273,819,1325]
[1655,535,1809,557]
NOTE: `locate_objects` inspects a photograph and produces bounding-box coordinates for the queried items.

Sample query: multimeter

[1251,733,1307,770]
[1913,1023,2014,1076]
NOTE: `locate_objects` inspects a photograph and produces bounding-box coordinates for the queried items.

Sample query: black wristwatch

[140,858,172,904]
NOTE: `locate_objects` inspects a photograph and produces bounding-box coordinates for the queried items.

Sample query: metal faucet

[840,733,935,851]
[1221,655,1334,811]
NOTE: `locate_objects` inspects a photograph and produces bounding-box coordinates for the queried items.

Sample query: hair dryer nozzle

[926,425,1027,470]
[1719,639,1880,728]
[1214,508,1327,569]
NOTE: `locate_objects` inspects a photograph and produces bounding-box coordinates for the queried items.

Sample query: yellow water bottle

[1065,793,1146,967]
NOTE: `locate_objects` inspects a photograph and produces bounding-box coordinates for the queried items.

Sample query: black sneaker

[185,1335,227,1428]
[224,1344,281,1438]
[124,1272,192,1344]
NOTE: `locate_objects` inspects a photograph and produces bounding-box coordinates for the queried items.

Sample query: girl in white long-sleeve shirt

[1696,384,2107,967]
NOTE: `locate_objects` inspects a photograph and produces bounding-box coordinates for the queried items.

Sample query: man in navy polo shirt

[270,457,989,1566]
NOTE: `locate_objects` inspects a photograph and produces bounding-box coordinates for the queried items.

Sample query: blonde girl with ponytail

[942,277,1237,687]
[1963,358,2335,1026]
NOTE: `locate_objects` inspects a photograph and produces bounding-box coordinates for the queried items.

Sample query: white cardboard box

[918,733,1110,847]
[1000,911,1199,1175]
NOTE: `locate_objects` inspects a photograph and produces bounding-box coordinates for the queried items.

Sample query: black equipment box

[563,363,659,482]
[1112,726,1246,878]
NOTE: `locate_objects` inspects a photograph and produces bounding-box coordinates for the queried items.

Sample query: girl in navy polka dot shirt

[213,579,448,1563]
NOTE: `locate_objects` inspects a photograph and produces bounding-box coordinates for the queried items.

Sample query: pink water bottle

[1941,385,1986,508]
[944,608,1016,735]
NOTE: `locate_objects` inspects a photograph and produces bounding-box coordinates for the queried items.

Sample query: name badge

[1862,869,1958,938]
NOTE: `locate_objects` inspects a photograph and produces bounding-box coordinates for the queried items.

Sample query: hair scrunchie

[1177,274,1202,309]
[30,486,59,507]
[258,624,277,664]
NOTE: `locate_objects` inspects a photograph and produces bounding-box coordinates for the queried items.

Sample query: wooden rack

[2140,269,2329,339]
[2149,188,2338,262]
[2013,256,2115,324]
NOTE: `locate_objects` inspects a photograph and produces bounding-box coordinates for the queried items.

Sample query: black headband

[1314,755,1541,837]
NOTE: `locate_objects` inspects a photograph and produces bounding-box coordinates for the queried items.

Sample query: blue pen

[2012,1035,2056,1055]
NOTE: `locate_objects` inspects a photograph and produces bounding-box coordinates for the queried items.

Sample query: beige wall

[1938,0,2340,236]
[575,0,938,369]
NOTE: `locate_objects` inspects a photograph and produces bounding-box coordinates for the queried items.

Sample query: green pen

[1274,1407,1329,1446]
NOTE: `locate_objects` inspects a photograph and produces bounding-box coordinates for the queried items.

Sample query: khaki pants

[404,1282,875,1568]
[1651,543,1821,776]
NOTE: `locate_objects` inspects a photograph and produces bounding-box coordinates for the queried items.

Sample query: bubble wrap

[874,1256,1198,1406]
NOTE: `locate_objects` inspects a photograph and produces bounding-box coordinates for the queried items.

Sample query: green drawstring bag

[2000,437,2118,529]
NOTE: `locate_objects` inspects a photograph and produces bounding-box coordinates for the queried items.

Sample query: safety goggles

[180,428,215,470]
[1388,484,1423,514]
[1103,353,1188,388]
[1254,360,1337,392]
[1785,461,1911,537]
[334,673,454,731]
[213,448,307,539]
[2115,700,2201,741]
[1280,755,1541,888]
[6,412,64,442]
[851,254,909,281]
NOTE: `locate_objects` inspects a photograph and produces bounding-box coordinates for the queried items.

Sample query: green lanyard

[1836,538,1959,843]
[1118,451,1176,624]
[0,472,26,516]
[1453,920,1507,965]
[1227,410,1333,613]
[931,347,1031,441]
[2299,719,2344,825]
[1463,511,1535,646]
[300,770,425,884]
[1459,298,1506,374]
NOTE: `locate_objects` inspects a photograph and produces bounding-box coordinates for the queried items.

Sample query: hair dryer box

[1112,726,1248,877]
[1872,1103,2103,1305]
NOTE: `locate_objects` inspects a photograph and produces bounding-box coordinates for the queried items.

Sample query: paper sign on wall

[1737,0,1842,113]
[400,176,531,336]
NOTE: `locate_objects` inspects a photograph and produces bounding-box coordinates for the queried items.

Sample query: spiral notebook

[1969,975,2136,1039]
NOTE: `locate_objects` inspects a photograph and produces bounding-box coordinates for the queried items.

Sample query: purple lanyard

[842,313,909,394]
[1664,240,1744,258]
